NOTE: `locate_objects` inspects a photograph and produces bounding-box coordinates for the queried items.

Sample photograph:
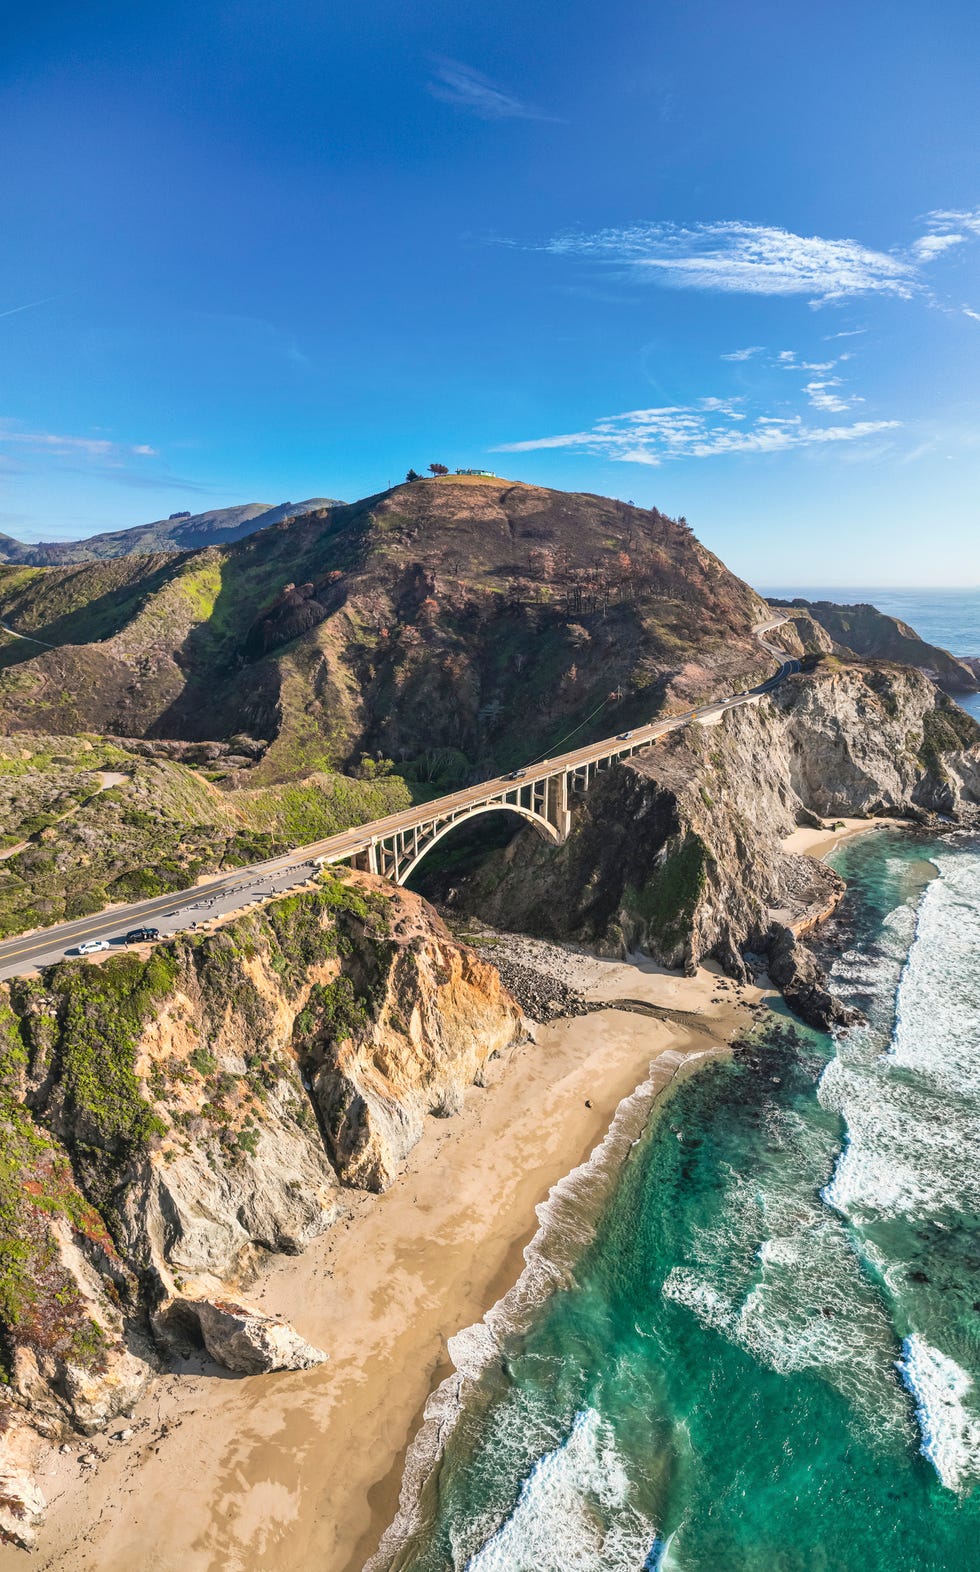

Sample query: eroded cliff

[455,660,980,1009]
[0,872,522,1545]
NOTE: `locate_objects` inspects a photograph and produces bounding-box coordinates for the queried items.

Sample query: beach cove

[1,940,765,1572]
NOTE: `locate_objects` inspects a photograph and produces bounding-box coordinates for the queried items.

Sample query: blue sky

[2,0,979,585]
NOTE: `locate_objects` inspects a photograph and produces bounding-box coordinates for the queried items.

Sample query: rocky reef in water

[0,872,523,1547]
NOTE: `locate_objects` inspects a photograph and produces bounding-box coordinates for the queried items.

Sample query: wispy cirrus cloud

[720,345,764,361]
[494,402,898,467]
[0,294,63,321]
[920,206,980,238]
[802,377,861,414]
[0,422,220,495]
[426,58,559,121]
[0,423,158,461]
[537,206,980,306]
[543,221,918,304]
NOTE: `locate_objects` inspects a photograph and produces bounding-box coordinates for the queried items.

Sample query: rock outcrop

[0,872,523,1542]
[154,1284,327,1374]
[0,1414,46,1551]
[453,661,980,1025]
[770,597,979,693]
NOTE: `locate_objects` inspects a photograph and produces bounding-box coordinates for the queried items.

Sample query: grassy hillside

[0,734,408,938]
[0,477,772,785]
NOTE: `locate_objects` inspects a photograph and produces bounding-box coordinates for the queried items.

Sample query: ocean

[760,586,980,723]
[374,827,980,1571]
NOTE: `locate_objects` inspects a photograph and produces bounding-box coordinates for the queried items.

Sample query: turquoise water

[378,829,980,1570]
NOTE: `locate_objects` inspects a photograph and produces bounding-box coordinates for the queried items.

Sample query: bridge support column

[546,772,573,842]
[352,844,380,876]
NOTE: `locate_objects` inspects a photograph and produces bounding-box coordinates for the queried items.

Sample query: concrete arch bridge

[319,620,798,886]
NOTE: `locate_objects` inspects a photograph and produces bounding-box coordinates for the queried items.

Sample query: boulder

[0,1414,46,1551]
[155,1287,327,1375]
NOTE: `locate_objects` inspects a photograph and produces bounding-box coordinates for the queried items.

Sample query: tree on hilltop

[428,462,449,475]
[406,468,421,482]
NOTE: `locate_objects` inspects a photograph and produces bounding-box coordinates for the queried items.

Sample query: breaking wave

[366,1044,724,1571]
[898,1335,980,1493]
[463,1408,660,1572]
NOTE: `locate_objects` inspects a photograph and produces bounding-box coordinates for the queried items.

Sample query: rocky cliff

[453,660,980,1018]
[770,597,979,692]
[0,872,522,1546]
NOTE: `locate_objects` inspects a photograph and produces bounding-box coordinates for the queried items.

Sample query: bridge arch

[346,798,565,886]
[395,801,561,885]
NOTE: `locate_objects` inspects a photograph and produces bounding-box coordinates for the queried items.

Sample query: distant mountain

[0,499,342,565]
[769,596,979,692]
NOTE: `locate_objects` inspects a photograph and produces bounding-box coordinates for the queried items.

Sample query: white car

[76,939,110,956]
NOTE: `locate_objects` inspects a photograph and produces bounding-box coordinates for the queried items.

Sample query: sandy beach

[2,948,763,1572]
[781,815,902,860]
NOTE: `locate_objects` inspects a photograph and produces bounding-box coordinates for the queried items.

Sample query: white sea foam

[365,1044,722,1572]
[463,1408,659,1572]
[821,847,980,1222]
[890,851,980,1095]
[820,1058,980,1217]
[661,1121,908,1440]
[897,1334,980,1491]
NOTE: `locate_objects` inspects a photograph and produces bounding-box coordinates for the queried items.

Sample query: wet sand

[5,956,762,1572]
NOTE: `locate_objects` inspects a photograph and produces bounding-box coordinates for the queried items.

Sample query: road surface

[0,618,799,981]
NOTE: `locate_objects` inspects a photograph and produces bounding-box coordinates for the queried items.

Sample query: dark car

[125,926,160,943]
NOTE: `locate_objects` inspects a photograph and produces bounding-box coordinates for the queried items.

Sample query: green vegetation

[919,702,980,780]
[0,733,413,942]
[623,834,708,953]
[239,771,410,842]
[0,995,119,1380]
[295,975,368,1045]
[47,952,176,1156]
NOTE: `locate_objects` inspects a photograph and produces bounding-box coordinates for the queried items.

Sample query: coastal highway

[0,619,799,981]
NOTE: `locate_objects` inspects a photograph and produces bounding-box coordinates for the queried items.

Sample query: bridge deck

[0,621,795,979]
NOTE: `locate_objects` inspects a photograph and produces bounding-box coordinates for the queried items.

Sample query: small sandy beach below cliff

[782,815,903,860]
[5,951,763,1572]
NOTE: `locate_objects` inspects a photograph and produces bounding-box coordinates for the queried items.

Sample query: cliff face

[0,873,521,1543]
[770,597,979,693]
[458,661,980,984]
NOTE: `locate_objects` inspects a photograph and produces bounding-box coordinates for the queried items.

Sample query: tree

[406,468,421,482]
[527,547,555,581]
[428,462,449,475]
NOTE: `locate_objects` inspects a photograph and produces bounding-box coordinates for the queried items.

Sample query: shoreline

[364,1034,727,1572]
[781,814,904,861]
[3,951,763,1572]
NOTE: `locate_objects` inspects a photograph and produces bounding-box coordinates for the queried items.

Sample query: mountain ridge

[0,475,773,782]
[0,498,342,565]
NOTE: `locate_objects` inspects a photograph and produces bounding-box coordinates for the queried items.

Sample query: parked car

[75,938,110,955]
[125,926,160,944]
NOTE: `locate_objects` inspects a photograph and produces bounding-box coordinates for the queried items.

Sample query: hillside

[0,476,772,786]
[0,499,340,566]
[769,596,979,692]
